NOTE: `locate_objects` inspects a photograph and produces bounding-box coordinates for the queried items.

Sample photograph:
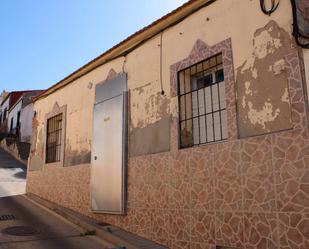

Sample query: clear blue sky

[0,0,187,92]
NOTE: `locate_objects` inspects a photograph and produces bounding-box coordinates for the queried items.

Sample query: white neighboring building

[20,102,35,142]
[0,95,10,132]
[7,91,42,142]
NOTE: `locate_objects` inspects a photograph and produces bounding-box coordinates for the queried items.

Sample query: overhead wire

[259,0,279,16]
[290,0,309,49]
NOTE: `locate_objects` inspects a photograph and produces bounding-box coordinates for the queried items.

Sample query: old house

[7,90,42,140]
[26,0,309,248]
[0,90,43,164]
[0,91,27,134]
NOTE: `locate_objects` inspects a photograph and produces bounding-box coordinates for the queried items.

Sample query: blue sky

[0,0,187,92]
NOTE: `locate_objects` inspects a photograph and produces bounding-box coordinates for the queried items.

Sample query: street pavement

[0,149,26,198]
[0,149,106,249]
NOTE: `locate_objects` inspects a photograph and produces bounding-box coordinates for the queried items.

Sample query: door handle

[94,156,97,160]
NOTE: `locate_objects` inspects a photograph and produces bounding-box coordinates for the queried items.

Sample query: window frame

[177,53,228,149]
[43,104,66,167]
[45,113,63,164]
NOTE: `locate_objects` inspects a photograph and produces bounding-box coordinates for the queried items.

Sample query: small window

[3,108,7,121]
[10,117,14,133]
[178,53,227,148]
[46,113,63,163]
[16,111,21,128]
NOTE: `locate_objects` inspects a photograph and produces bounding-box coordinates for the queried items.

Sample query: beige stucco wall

[27,1,309,248]
[30,0,297,159]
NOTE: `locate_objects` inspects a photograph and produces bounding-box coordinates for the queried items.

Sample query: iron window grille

[46,113,63,163]
[178,53,228,148]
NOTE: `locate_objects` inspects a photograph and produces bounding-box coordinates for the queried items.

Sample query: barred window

[178,53,227,148]
[46,113,63,163]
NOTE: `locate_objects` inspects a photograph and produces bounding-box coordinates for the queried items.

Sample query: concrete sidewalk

[0,195,108,249]
[0,148,26,198]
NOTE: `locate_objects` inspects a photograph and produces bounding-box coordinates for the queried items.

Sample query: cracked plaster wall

[236,20,294,137]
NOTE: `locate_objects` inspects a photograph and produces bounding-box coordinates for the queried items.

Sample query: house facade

[1,91,34,134]
[7,91,42,141]
[26,1,309,248]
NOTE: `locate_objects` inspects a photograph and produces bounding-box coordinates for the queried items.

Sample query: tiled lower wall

[27,125,309,249]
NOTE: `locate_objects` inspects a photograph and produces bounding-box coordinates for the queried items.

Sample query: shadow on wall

[0,137,30,166]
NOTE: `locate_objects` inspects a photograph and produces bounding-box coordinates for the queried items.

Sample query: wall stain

[64,139,91,167]
[130,116,171,157]
[132,82,152,95]
[130,84,171,156]
[236,20,294,137]
[130,81,171,130]
[64,148,91,167]
[29,114,45,171]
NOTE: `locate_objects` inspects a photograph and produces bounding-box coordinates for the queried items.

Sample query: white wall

[7,100,22,133]
[20,103,34,142]
[1,97,10,131]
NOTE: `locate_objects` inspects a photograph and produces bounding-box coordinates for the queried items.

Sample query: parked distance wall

[27,1,309,248]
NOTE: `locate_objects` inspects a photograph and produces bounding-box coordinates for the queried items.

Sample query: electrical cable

[160,32,165,95]
[290,0,309,49]
[259,0,279,16]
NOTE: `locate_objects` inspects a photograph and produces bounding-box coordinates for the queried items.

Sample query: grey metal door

[90,74,127,214]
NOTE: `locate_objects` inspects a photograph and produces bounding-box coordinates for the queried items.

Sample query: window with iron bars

[46,113,63,163]
[178,53,227,148]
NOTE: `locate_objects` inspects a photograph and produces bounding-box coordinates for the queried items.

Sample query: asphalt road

[0,149,106,249]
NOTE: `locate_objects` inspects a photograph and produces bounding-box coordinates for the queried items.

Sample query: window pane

[219,82,226,109]
[184,69,191,93]
[216,68,224,82]
[198,89,205,115]
[185,94,192,119]
[204,87,212,114]
[196,63,203,73]
[191,91,198,118]
[210,57,216,67]
[193,117,199,145]
[221,110,228,139]
[206,114,214,142]
[179,71,185,95]
[180,95,186,121]
[199,115,206,143]
[212,84,219,111]
[216,53,223,64]
[214,112,221,141]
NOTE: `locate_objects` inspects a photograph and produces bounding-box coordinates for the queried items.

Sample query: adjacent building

[26,1,309,248]
[7,91,42,141]
[0,90,42,138]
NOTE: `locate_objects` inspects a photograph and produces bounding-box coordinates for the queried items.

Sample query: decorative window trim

[43,103,67,167]
[170,38,237,150]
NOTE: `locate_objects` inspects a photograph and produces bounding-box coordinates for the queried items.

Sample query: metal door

[90,74,127,214]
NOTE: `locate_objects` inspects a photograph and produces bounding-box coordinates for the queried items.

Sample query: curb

[26,193,168,249]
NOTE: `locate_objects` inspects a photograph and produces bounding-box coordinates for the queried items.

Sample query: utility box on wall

[90,73,128,214]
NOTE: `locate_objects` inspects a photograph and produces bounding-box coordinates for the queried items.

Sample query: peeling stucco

[130,82,171,129]
[29,116,44,171]
[129,82,172,156]
[236,21,294,137]
[129,116,171,156]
